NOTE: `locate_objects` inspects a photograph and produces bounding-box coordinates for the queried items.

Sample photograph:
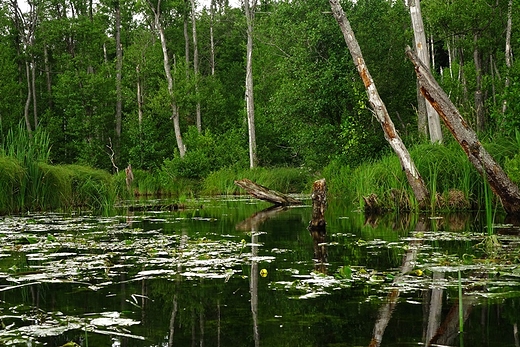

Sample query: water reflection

[0,199,520,346]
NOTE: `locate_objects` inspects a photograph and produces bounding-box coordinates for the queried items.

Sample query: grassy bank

[324,137,520,212]
[0,126,115,214]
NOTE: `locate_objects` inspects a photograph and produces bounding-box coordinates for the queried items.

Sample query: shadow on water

[0,197,519,346]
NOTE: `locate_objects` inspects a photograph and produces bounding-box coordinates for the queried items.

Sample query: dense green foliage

[1,0,520,211]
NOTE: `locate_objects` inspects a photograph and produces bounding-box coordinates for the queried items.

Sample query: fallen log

[406,46,520,214]
[234,179,301,206]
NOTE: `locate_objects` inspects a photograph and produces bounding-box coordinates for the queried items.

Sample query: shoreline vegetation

[2,126,519,215]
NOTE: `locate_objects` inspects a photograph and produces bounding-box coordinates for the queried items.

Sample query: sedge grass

[324,142,490,212]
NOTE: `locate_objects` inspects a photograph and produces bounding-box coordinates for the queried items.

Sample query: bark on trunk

[329,0,430,208]
[30,58,38,129]
[190,0,201,132]
[406,47,520,214]
[210,0,216,76]
[408,0,442,143]
[502,0,513,114]
[244,0,257,168]
[234,179,301,206]
[115,0,122,147]
[308,179,327,231]
[150,0,186,158]
[474,33,485,131]
[24,61,33,135]
[136,64,143,130]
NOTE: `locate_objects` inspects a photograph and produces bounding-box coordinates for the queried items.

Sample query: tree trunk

[234,179,301,206]
[244,0,257,168]
[308,179,327,231]
[31,58,38,129]
[190,0,201,132]
[24,61,33,135]
[502,0,513,114]
[150,0,186,158]
[184,0,190,77]
[115,0,122,152]
[210,0,216,76]
[44,45,53,109]
[136,64,143,131]
[474,33,485,131]
[329,0,430,208]
[406,47,520,214]
[408,0,442,143]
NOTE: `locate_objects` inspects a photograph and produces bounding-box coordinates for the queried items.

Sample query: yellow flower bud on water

[414,269,423,276]
[260,269,268,277]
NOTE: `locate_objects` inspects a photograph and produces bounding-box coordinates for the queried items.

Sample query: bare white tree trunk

[24,61,33,135]
[244,0,257,168]
[329,0,430,207]
[210,0,216,76]
[115,0,122,145]
[31,58,38,129]
[502,0,513,114]
[149,0,186,158]
[136,64,143,131]
[190,0,201,132]
[408,0,442,143]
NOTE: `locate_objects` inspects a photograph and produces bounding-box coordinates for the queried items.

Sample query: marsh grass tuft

[324,142,492,211]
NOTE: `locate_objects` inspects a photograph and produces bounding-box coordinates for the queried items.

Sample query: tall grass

[324,142,492,211]
[0,125,116,214]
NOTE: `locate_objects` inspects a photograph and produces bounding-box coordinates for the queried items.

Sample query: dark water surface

[0,197,519,346]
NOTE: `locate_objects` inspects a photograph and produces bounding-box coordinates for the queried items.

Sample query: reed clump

[323,140,518,212]
[0,125,115,214]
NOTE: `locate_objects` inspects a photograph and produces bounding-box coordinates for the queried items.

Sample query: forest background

[2,0,520,212]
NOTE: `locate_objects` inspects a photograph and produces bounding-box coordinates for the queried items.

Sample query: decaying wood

[308,179,328,273]
[406,46,520,214]
[308,179,327,231]
[234,179,301,206]
[329,0,430,208]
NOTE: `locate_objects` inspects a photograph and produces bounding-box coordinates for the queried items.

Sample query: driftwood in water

[406,46,520,214]
[234,179,301,206]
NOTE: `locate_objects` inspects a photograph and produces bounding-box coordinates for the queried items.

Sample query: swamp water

[0,197,519,346]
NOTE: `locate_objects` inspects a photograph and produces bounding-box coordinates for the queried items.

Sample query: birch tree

[147,0,186,158]
[244,0,257,168]
[190,0,202,132]
[408,0,442,143]
[329,0,429,207]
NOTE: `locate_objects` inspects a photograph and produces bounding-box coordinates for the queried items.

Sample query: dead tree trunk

[234,179,301,206]
[329,0,430,208]
[308,178,327,231]
[406,47,520,214]
[308,179,327,274]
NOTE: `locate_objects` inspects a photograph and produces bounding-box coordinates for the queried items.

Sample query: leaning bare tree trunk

[329,0,430,208]
[408,0,442,143]
[406,47,520,214]
[149,0,186,158]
